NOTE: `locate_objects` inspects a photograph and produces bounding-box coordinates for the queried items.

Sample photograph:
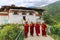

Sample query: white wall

[8,12,39,24]
[0,16,8,24]
[8,12,23,24]
[26,15,36,23]
[26,13,40,23]
[0,12,40,24]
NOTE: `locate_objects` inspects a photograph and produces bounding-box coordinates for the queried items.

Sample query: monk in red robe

[41,23,47,36]
[30,22,34,36]
[35,22,40,36]
[24,22,29,38]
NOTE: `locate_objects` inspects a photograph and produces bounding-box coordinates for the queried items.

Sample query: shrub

[0,24,23,40]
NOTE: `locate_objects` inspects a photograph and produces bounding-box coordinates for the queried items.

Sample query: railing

[15,30,24,40]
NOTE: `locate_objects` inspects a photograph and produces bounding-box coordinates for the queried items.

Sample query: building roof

[0,14,8,16]
[0,12,8,16]
[0,5,44,12]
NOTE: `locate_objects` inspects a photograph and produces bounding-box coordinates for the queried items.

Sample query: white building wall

[0,12,40,24]
[8,12,23,24]
[8,12,39,24]
[26,15,36,23]
[0,16,8,24]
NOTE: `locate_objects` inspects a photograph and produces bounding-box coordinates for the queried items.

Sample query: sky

[0,0,59,8]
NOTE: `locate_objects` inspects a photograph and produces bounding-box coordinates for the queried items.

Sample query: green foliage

[43,13,56,25]
[46,23,60,40]
[0,24,23,40]
[43,1,60,22]
[42,1,60,40]
[51,34,60,40]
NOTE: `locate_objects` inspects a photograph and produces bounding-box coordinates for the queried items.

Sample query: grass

[47,24,60,40]
[50,34,60,40]
[0,24,24,40]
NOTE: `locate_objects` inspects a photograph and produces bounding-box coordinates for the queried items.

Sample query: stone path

[24,26,54,40]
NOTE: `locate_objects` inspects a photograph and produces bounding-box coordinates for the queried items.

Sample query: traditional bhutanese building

[0,5,44,24]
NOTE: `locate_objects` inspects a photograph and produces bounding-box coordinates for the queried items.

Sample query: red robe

[30,23,34,36]
[24,23,29,37]
[35,23,40,36]
[42,23,47,36]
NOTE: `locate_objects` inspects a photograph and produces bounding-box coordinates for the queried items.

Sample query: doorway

[23,16,26,21]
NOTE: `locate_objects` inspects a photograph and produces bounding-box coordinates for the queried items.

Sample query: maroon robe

[42,23,47,36]
[24,23,29,38]
[30,23,34,36]
[35,23,40,36]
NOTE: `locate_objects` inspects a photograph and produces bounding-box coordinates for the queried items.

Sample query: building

[0,5,44,24]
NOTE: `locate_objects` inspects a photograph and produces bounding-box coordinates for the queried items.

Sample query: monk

[35,22,40,36]
[30,22,34,36]
[24,22,29,38]
[41,23,47,36]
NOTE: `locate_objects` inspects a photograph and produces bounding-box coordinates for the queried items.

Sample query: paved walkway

[24,26,54,40]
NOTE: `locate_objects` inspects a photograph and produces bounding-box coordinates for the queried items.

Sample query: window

[22,12,26,15]
[29,11,33,15]
[29,12,33,15]
[13,11,18,15]
[23,16,26,20]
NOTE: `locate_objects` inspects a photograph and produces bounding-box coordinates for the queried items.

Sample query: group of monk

[24,21,47,38]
